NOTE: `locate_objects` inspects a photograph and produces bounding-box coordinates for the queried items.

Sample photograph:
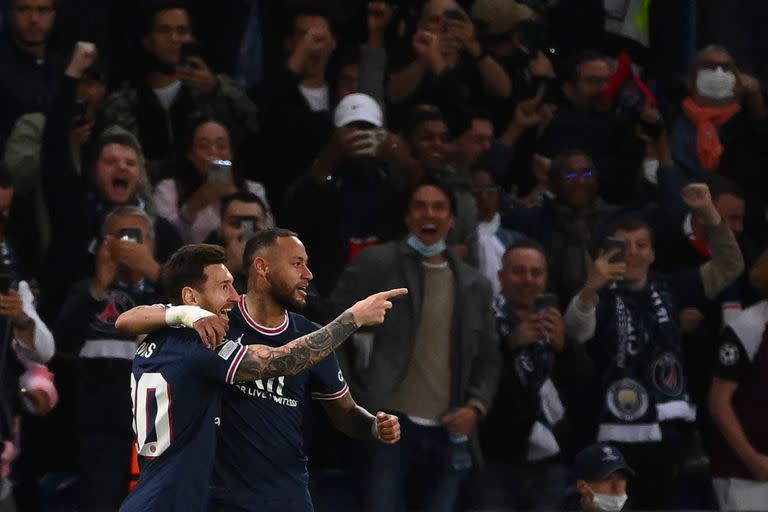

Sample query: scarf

[493,294,565,460]
[597,281,696,443]
[682,97,741,171]
[477,214,507,296]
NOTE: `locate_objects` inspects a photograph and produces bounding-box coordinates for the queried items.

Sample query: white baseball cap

[333,93,383,128]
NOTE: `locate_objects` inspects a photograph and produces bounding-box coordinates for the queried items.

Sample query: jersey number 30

[130,373,173,458]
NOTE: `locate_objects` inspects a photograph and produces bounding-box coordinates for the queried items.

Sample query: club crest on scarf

[606,378,649,422]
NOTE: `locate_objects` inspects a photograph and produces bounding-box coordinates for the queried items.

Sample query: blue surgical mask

[406,235,446,258]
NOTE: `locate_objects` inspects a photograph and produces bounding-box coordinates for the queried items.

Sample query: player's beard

[267,276,306,312]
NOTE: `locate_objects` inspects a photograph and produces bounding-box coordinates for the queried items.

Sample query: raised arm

[681,183,745,299]
[233,288,407,381]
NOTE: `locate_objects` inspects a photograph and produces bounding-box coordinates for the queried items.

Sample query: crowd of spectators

[2,0,768,510]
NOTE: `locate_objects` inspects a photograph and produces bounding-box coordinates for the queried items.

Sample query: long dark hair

[173,116,247,206]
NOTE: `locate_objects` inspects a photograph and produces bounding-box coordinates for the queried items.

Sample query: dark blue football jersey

[121,327,248,512]
[210,295,348,509]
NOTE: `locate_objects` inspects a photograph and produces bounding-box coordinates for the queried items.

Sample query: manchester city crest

[606,378,649,422]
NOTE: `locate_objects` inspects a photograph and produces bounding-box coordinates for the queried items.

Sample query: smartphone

[180,41,203,64]
[535,293,558,312]
[350,129,387,156]
[444,9,464,20]
[236,215,257,242]
[72,101,88,127]
[208,160,233,183]
[119,227,142,244]
[602,236,626,263]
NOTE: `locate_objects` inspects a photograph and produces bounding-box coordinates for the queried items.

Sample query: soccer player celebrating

[118,240,404,511]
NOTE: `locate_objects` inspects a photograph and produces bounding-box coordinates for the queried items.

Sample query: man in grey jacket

[329,177,501,512]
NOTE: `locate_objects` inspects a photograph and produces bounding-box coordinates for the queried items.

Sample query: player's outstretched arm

[116,305,227,346]
[234,288,407,381]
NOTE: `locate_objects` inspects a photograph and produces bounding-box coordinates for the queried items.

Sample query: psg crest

[649,352,684,398]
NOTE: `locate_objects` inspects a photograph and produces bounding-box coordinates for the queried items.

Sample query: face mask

[642,159,660,185]
[406,234,446,258]
[696,66,736,100]
[591,492,628,512]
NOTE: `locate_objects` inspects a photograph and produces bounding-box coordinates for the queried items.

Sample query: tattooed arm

[234,288,407,381]
[234,311,357,380]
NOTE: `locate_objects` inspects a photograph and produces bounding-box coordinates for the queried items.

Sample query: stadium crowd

[2,0,768,510]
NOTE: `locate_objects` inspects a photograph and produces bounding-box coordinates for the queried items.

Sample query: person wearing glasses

[502,149,621,309]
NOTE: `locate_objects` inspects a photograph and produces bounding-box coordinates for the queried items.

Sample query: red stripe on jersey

[238,295,289,335]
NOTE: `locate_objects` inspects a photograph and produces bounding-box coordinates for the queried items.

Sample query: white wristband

[165,305,215,328]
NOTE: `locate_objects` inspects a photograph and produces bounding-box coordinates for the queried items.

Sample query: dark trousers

[79,434,132,511]
[614,422,688,510]
[362,415,468,512]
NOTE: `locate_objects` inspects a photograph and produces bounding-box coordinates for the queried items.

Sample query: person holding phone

[154,117,272,243]
[0,161,56,512]
[52,206,163,510]
[478,240,568,510]
[204,192,269,293]
[98,1,259,177]
[565,183,745,509]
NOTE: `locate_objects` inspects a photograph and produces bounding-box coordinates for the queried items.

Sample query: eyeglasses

[563,170,595,181]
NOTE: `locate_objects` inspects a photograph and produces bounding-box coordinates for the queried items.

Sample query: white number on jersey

[130,373,173,457]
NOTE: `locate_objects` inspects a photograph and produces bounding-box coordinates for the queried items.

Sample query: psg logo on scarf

[649,352,684,397]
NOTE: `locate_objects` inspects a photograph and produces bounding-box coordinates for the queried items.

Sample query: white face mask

[591,492,628,512]
[642,159,660,185]
[696,66,736,100]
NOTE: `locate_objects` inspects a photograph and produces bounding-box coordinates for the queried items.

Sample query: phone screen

[602,237,626,263]
[119,228,142,244]
[208,160,233,182]
[535,293,558,312]
[180,41,202,64]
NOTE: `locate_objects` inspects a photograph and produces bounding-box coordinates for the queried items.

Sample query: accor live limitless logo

[236,376,298,407]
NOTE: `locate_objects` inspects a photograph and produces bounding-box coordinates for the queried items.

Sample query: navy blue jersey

[210,295,348,509]
[121,327,248,512]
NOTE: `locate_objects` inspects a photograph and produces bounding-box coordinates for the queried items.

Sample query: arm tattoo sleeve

[234,311,358,382]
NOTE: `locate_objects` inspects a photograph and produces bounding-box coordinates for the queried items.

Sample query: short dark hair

[220,191,267,218]
[549,148,594,180]
[407,174,458,216]
[502,239,547,265]
[143,1,190,36]
[242,228,299,275]
[285,2,336,38]
[162,244,226,305]
[92,131,144,169]
[565,50,608,83]
[708,174,744,201]
[608,213,654,244]
[402,107,446,138]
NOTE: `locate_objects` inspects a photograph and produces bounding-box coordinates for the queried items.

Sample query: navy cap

[573,443,634,481]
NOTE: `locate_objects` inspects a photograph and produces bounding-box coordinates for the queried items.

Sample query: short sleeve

[712,327,750,382]
[309,352,349,401]
[185,336,248,385]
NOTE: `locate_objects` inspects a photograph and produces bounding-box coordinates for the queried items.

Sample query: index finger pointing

[378,288,409,299]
